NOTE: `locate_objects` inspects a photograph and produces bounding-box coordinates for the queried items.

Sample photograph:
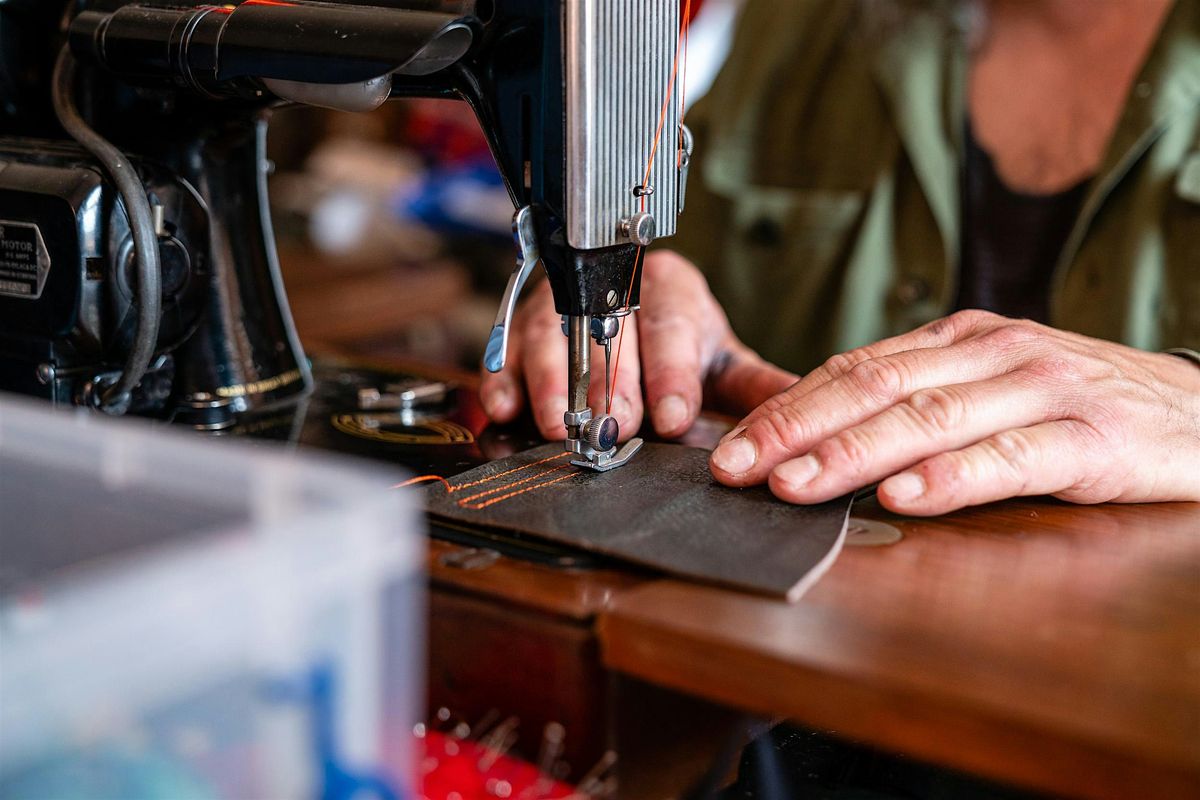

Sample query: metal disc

[845,518,904,547]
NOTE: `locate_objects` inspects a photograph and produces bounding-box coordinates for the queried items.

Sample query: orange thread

[394,452,575,510]
[458,471,577,510]
[677,0,691,167]
[396,452,567,493]
[393,475,452,491]
[609,2,692,414]
[453,463,572,506]
[637,0,691,215]
[446,452,570,492]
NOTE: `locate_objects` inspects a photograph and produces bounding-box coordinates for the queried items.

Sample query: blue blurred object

[0,748,217,800]
[398,163,513,239]
[264,664,403,800]
[0,397,424,800]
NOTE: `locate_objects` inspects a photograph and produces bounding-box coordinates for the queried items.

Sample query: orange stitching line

[393,453,569,494]
[447,452,570,492]
[458,471,577,510]
[453,463,573,505]
[395,453,576,510]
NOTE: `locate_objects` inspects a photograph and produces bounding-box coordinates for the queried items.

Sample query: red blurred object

[419,731,577,799]
[684,0,704,23]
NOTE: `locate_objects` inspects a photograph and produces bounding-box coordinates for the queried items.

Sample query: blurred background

[266,0,744,369]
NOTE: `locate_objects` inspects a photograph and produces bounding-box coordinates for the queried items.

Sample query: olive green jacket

[671,0,1200,374]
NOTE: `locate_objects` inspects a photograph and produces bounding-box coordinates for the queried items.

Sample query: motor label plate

[0,220,51,299]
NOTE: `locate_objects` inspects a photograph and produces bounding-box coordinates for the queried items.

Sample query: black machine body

[0,0,690,433]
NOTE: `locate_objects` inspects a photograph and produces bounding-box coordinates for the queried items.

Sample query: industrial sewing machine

[0,0,691,471]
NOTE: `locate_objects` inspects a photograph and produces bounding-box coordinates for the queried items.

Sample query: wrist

[1161,349,1200,419]
[1164,348,1200,370]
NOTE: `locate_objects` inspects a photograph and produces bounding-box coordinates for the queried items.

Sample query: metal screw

[620,212,656,246]
[606,289,619,308]
[35,363,56,385]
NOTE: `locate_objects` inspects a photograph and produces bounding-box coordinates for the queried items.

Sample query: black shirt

[957,124,1091,323]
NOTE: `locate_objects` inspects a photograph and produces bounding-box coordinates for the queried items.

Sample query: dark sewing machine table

[274,355,1200,800]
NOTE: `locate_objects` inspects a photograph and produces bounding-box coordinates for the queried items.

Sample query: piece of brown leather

[424,443,851,601]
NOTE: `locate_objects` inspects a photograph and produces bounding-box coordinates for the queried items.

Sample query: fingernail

[712,437,757,475]
[720,424,747,444]
[482,385,512,418]
[884,472,925,502]
[654,395,689,433]
[540,396,567,431]
[775,455,820,488]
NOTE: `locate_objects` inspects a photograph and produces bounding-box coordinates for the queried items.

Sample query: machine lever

[484,206,540,373]
[677,124,694,213]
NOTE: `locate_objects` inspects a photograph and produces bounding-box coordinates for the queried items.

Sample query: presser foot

[569,436,644,472]
[564,406,643,472]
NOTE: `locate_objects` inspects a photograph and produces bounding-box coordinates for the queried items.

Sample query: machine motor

[0,139,209,414]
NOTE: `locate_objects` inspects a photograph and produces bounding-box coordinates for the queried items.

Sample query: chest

[967,3,1172,193]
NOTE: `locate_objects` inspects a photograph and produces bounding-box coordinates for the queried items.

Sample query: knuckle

[929,309,997,339]
[756,406,811,452]
[904,386,967,435]
[1023,354,1087,385]
[817,429,875,476]
[979,321,1043,352]
[847,356,907,403]
[983,430,1039,486]
[920,452,970,492]
[822,350,865,378]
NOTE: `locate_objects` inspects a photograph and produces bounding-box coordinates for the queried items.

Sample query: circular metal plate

[845,518,904,547]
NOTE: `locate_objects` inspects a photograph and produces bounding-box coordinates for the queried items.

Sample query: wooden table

[426,459,1200,798]
[598,497,1200,799]
[306,353,1199,798]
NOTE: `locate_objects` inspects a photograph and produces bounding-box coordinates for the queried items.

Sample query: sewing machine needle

[604,338,612,412]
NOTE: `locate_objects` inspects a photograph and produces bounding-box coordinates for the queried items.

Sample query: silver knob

[584,414,620,453]
[620,212,656,246]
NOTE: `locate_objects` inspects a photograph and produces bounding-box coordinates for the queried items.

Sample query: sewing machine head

[0,0,691,466]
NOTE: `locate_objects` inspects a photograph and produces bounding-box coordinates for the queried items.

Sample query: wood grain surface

[599,497,1200,799]
[306,352,1199,798]
[429,539,642,621]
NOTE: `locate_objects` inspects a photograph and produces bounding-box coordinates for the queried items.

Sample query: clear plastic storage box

[0,396,424,800]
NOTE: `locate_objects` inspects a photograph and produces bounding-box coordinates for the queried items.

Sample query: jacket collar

[1056,0,1200,274]
[870,8,966,271]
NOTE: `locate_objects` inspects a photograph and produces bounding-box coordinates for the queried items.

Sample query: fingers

[637,249,796,436]
[875,419,1102,515]
[706,344,798,417]
[766,375,1058,504]
[588,318,644,442]
[477,281,566,439]
[637,249,731,437]
[638,302,707,437]
[731,309,1005,434]
[479,322,524,423]
[711,338,1015,486]
[480,278,646,441]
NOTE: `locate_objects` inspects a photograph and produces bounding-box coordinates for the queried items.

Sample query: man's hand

[479,250,796,441]
[710,310,1200,515]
